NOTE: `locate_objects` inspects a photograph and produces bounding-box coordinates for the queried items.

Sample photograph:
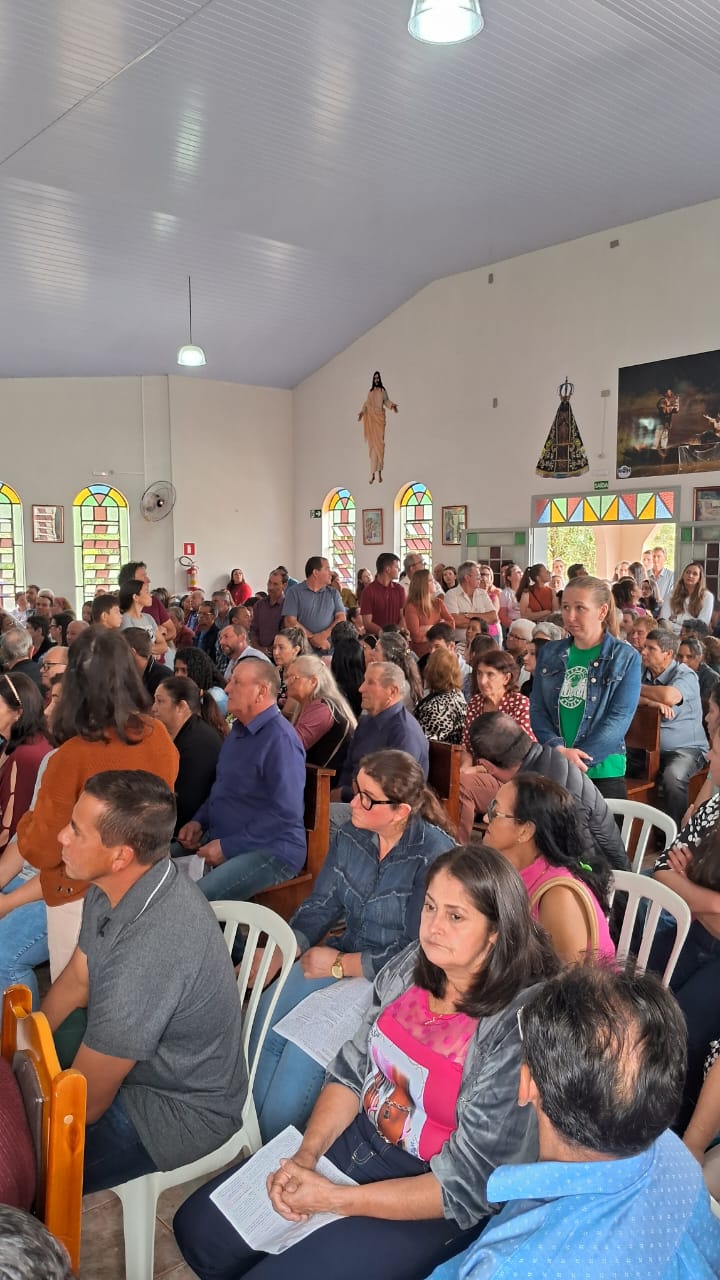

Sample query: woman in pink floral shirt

[462,649,535,750]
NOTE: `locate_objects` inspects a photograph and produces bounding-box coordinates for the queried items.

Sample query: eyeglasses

[353,790,396,812]
[486,797,517,822]
[42,661,66,670]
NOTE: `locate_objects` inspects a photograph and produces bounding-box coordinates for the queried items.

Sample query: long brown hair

[670,562,708,619]
[406,569,434,620]
[53,627,150,745]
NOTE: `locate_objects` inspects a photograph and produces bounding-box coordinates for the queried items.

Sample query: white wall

[1,374,292,602]
[292,198,720,570]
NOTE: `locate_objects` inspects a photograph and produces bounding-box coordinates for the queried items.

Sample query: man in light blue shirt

[281,556,345,654]
[429,966,720,1280]
[636,628,707,825]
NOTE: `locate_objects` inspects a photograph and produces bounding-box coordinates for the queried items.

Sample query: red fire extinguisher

[178,555,199,588]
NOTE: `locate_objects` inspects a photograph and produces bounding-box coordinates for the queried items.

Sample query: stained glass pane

[399,482,433,567]
[73,484,130,613]
[0,483,25,608]
[324,488,356,590]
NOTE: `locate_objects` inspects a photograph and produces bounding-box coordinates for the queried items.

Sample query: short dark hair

[567,563,586,579]
[122,627,153,660]
[0,1207,72,1279]
[83,771,176,865]
[521,965,687,1157]
[415,845,560,1017]
[680,618,709,638]
[198,599,217,618]
[305,556,326,577]
[27,615,49,638]
[91,593,119,623]
[376,553,400,574]
[425,622,455,645]
[468,711,532,768]
[646,627,678,656]
[118,580,144,613]
[118,560,147,587]
[679,636,703,659]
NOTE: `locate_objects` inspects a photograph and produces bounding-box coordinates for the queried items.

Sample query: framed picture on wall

[32,504,64,543]
[362,508,383,545]
[693,487,720,522]
[442,505,467,545]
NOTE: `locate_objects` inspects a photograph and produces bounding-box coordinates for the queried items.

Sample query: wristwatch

[331,952,344,980]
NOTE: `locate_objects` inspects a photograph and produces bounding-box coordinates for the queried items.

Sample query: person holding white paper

[174,844,561,1280]
[250,749,456,1141]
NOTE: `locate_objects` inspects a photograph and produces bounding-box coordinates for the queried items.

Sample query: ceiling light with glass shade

[176,274,206,368]
[408,0,484,44]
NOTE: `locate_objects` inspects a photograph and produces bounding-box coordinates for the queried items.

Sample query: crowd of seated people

[1,550,720,1275]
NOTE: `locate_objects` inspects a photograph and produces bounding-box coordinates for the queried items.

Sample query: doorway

[530,488,678,582]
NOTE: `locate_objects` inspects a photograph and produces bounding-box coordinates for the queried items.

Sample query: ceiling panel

[0,0,718,385]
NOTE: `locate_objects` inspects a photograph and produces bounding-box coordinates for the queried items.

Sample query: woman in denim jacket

[530,576,641,800]
[174,846,560,1280]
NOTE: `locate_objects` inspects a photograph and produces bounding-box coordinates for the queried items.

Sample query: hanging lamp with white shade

[408,0,484,44]
[176,274,206,367]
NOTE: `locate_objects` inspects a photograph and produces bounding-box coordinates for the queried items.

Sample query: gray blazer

[326,943,540,1229]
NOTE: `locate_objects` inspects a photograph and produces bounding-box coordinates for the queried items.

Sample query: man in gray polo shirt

[635,629,707,825]
[41,770,247,1193]
[281,555,346,654]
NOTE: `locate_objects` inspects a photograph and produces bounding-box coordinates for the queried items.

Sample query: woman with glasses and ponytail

[248,748,456,1142]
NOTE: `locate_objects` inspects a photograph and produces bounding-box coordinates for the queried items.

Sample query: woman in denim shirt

[529,577,641,800]
[249,749,456,1141]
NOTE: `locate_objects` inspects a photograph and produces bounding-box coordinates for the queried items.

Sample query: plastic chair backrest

[606,799,677,873]
[209,901,298,1098]
[1,985,86,1273]
[609,870,691,986]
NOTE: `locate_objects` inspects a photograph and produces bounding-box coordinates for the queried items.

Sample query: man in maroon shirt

[360,553,406,637]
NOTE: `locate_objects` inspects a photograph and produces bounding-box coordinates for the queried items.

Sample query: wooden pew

[253,764,334,920]
[428,741,463,832]
[625,703,662,805]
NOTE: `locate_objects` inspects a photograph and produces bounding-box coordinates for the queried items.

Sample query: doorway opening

[530,488,678,582]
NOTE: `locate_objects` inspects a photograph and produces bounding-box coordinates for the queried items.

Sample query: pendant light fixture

[176,274,206,367]
[408,0,484,43]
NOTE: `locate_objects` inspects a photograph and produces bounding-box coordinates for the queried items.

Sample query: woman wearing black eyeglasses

[248,748,455,1143]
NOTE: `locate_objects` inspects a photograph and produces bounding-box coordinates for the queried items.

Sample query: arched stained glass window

[323,488,356,590]
[0,483,25,609]
[73,484,130,612]
[397,482,433,567]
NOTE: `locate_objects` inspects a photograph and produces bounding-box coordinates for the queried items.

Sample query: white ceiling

[1,0,719,388]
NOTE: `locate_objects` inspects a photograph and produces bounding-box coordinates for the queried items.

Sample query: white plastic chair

[110,900,298,1280]
[606,799,677,873]
[609,869,691,987]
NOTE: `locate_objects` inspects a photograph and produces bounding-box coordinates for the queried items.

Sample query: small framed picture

[442,505,467,545]
[362,508,384,545]
[693,487,720,523]
[32,504,64,543]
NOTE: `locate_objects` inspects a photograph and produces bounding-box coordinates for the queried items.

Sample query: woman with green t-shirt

[529,577,641,799]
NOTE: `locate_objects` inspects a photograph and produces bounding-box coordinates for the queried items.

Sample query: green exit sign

[593,480,609,492]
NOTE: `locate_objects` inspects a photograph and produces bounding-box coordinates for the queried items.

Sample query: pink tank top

[361,986,477,1161]
[520,857,615,960]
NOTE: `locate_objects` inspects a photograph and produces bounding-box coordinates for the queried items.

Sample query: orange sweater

[17,720,179,906]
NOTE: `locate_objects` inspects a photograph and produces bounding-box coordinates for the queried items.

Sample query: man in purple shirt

[177,658,306,900]
[249,568,287,654]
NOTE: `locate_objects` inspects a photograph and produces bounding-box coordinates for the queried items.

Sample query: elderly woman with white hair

[284,655,357,770]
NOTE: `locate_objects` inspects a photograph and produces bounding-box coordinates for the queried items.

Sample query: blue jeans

[250,961,334,1142]
[83,1092,158,1193]
[174,1112,485,1280]
[198,850,295,902]
[0,875,49,1008]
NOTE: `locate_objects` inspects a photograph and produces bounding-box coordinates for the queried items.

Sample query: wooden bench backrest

[253,764,334,919]
[1,985,86,1274]
[428,741,462,830]
[625,703,662,802]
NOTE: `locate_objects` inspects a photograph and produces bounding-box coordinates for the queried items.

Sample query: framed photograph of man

[442,505,467,546]
[32,504,64,543]
[693,487,720,523]
[616,347,720,479]
[362,508,383,545]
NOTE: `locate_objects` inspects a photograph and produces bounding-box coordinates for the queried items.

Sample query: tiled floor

[79,1179,205,1279]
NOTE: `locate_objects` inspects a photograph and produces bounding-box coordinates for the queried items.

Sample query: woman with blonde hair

[415,648,466,744]
[284,655,356,769]
[404,569,455,658]
[530,575,640,799]
[665,562,714,633]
